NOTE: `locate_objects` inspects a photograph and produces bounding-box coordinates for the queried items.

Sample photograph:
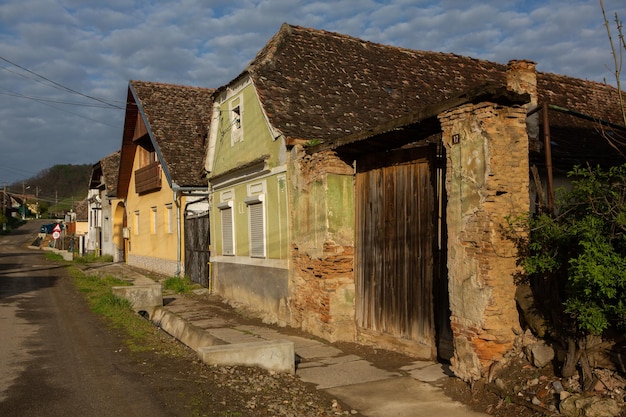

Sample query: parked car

[40,223,64,234]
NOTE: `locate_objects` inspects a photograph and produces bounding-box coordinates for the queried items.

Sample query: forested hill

[10,164,92,203]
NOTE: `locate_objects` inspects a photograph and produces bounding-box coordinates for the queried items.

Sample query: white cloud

[0,0,625,184]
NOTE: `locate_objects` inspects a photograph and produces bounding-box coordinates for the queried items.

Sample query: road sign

[52,231,61,240]
[53,223,62,233]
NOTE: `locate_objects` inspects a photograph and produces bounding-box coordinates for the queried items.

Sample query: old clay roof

[118,81,214,197]
[100,150,121,197]
[239,23,624,159]
[89,150,120,197]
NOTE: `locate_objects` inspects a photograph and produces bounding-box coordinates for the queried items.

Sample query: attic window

[232,106,241,129]
[230,96,243,145]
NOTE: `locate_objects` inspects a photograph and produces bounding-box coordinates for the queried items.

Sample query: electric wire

[0,56,125,109]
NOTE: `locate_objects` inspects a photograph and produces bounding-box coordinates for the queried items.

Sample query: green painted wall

[211,173,289,260]
[290,173,354,257]
[326,174,355,244]
[211,83,283,177]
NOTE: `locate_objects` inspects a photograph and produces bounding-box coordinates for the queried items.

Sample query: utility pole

[2,182,6,231]
[35,187,40,219]
[22,181,25,220]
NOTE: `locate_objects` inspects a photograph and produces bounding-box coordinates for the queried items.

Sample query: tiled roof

[130,81,214,187]
[73,198,88,221]
[100,150,120,197]
[245,23,624,151]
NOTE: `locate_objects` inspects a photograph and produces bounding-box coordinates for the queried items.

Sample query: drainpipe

[542,103,555,213]
[173,188,182,276]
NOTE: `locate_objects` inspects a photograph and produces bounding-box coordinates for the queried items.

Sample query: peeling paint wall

[288,146,357,342]
[438,100,529,382]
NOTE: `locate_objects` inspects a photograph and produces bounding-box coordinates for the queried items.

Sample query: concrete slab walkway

[81,262,488,417]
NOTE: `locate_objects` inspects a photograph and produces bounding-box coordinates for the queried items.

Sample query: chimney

[507,60,537,106]
[507,59,539,143]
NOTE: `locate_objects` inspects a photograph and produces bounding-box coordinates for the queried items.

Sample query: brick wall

[290,242,355,341]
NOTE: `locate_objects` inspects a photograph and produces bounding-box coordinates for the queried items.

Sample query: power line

[28,96,122,129]
[0,89,119,108]
[0,55,125,109]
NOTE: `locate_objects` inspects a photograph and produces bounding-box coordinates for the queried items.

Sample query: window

[150,206,157,234]
[218,201,234,255]
[165,204,173,234]
[139,147,157,168]
[246,194,265,258]
[230,96,243,145]
[134,210,140,235]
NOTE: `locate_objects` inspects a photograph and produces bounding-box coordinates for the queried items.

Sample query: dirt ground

[116,290,552,417]
[126,318,551,417]
[104,267,625,417]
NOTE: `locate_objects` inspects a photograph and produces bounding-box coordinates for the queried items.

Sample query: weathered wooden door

[355,145,441,350]
[184,214,210,287]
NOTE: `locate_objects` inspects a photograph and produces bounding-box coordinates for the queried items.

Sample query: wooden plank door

[355,146,437,346]
[184,214,210,287]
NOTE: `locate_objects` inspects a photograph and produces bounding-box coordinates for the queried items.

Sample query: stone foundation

[127,253,179,277]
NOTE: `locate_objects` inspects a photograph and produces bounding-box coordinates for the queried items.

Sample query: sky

[1,0,626,192]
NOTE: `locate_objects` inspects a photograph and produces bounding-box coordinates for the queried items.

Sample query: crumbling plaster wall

[287,146,357,342]
[438,99,529,382]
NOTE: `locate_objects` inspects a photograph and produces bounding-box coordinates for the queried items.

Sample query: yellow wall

[125,149,184,267]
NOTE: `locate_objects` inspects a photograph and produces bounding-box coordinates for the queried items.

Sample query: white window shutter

[248,202,265,258]
[221,207,234,256]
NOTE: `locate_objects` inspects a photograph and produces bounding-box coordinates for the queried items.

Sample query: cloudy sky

[1,0,625,191]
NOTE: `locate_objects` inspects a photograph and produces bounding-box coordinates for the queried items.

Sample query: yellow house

[116,81,214,279]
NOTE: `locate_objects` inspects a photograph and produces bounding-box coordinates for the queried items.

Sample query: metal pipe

[542,103,555,212]
[174,189,181,276]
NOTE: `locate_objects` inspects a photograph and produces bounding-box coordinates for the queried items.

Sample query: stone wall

[438,98,529,382]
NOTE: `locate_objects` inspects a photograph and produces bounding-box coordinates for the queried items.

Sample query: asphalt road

[0,221,171,416]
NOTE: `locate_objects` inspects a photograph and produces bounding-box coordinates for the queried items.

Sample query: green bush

[512,164,626,387]
[522,164,626,336]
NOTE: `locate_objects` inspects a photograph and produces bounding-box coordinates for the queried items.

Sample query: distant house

[0,190,21,219]
[205,23,625,382]
[116,81,213,280]
[87,150,121,259]
[71,198,88,237]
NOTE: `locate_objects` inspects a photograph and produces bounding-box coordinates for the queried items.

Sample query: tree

[599,0,626,155]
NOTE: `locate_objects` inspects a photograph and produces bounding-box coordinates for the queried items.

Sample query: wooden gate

[184,214,210,287]
[356,145,446,353]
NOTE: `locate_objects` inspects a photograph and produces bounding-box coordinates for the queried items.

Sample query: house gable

[118,81,214,199]
[208,76,285,179]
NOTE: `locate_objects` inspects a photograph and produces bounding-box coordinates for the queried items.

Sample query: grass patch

[69,268,161,353]
[163,276,194,294]
[44,252,65,261]
[73,253,114,263]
